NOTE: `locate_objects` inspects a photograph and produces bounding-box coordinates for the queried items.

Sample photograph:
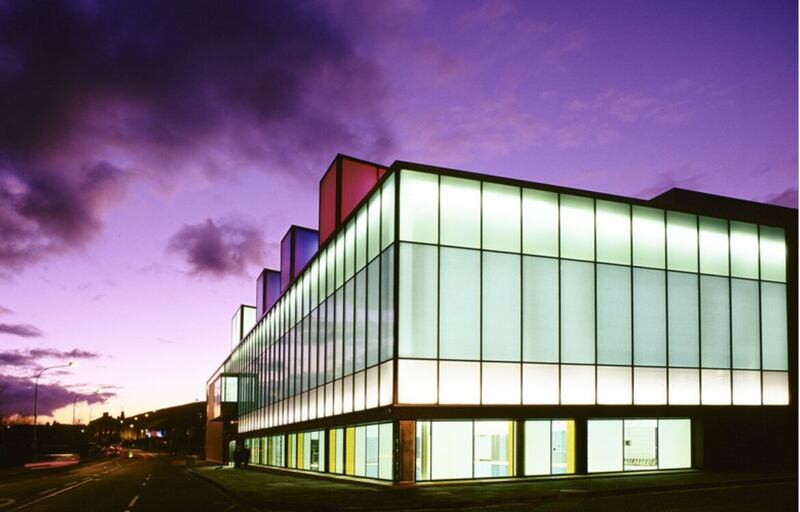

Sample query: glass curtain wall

[228,174,396,434]
[395,169,789,408]
[587,418,691,472]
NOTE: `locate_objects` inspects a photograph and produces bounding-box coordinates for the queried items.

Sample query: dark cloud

[167,218,266,278]
[0,323,43,338]
[0,374,114,418]
[0,347,100,368]
[0,0,392,273]
[0,306,12,315]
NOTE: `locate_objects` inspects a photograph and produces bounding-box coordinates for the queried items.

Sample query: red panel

[319,161,338,244]
[340,158,379,221]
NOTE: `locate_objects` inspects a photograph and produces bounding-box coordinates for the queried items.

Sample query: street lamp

[33,362,74,459]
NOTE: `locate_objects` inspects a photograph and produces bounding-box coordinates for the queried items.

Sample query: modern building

[205,154,796,483]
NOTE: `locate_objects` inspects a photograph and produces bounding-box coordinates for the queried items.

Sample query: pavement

[192,464,798,512]
[0,451,243,512]
[0,452,795,511]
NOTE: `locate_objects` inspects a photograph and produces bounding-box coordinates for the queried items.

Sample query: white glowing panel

[399,170,438,243]
[560,365,595,404]
[398,359,437,404]
[309,390,317,420]
[524,421,551,476]
[353,371,366,411]
[759,226,786,282]
[701,369,731,405]
[439,361,480,404]
[732,370,761,405]
[762,371,789,405]
[658,419,691,469]
[597,366,632,404]
[482,362,521,404]
[379,361,394,406]
[431,421,473,480]
[325,383,334,417]
[668,368,699,405]
[634,367,666,405]
[334,379,344,415]
[366,366,379,409]
[522,364,559,404]
[588,420,623,473]
[342,376,353,414]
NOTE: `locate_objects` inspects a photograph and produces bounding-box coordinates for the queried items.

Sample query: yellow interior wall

[566,420,575,474]
[297,433,305,469]
[328,430,337,473]
[345,427,356,475]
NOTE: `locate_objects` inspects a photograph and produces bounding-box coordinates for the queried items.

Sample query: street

[0,452,239,512]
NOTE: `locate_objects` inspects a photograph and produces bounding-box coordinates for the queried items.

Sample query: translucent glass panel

[367,193,381,261]
[700,276,730,368]
[431,422,473,480]
[398,243,437,358]
[440,176,480,248]
[560,261,594,364]
[761,283,788,370]
[763,371,789,405]
[482,362,521,404]
[624,420,657,470]
[560,365,594,404]
[483,183,520,252]
[632,206,665,268]
[397,359,436,404]
[524,421,551,475]
[701,369,731,405]
[483,252,521,361]
[522,257,558,363]
[356,207,367,271]
[379,249,394,362]
[399,170,438,243]
[587,420,622,473]
[667,272,699,367]
[597,265,631,364]
[381,175,395,250]
[732,370,761,405]
[345,221,355,281]
[634,367,666,404]
[438,361,480,404]
[633,269,666,366]
[440,248,480,359]
[597,366,632,404]
[759,226,786,282]
[522,189,559,256]
[731,279,759,369]
[730,221,758,279]
[379,360,393,406]
[559,195,594,261]
[366,259,379,367]
[474,421,514,478]
[595,200,630,265]
[522,364,559,404]
[666,211,697,272]
[379,423,393,479]
[658,419,691,469]
[699,217,728,276]
[668,368,700,405]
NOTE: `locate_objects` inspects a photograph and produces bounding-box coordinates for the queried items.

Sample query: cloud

[764,187,798,208]
[0,374,114,418]
[0,0,392,273]
[167,218,267,278]
[0,347,100,369]
[0,305,13,315]
[0,323,43,338]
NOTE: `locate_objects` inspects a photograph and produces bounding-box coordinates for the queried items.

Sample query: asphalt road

[0,452,241,512]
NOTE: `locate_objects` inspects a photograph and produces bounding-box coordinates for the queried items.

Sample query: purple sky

[0,0,796,423]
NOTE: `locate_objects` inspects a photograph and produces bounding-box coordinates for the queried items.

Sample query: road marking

[11,479,93,510]
[127,495,139,508]
[0,498,15,508]
[37,488,57,496]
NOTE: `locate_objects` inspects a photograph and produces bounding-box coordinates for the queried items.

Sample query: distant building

[206,155,796,483]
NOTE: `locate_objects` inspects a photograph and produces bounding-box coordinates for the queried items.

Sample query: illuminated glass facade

[209,159,795,483]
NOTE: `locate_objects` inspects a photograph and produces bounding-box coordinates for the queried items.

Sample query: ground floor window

[416,420,516,481]
[524,419,575,475]
[587,418,691,473]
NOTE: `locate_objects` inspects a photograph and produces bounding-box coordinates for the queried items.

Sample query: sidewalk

[190,464,797,512]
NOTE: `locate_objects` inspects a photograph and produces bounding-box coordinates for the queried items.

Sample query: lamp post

[33,362,74,459]
[72,394,80,425]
